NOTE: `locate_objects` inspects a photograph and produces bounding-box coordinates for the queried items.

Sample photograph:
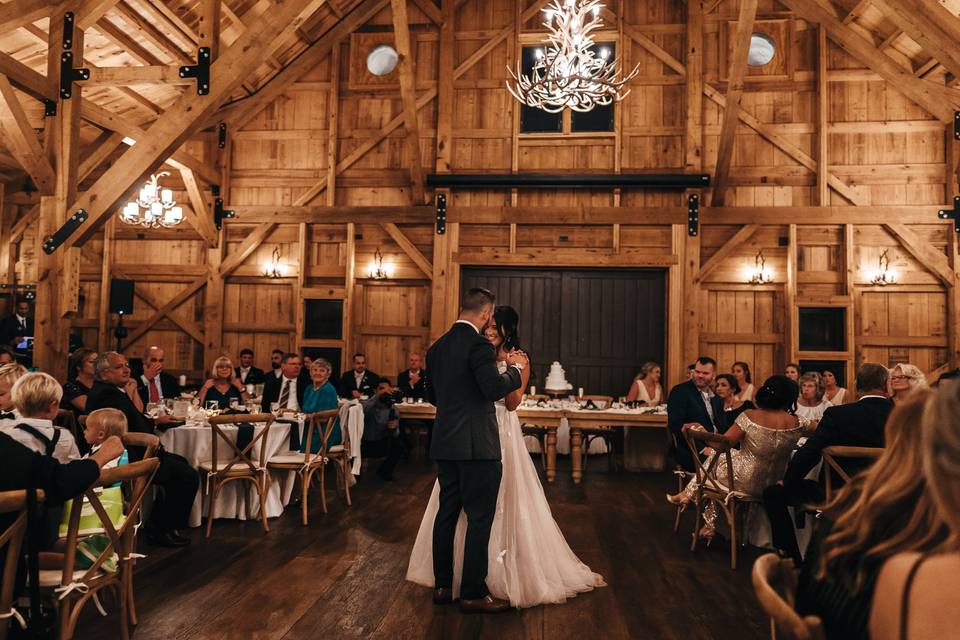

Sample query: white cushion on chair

[268,453,316,465]
[197,460,262,475]
[328,445,345,453]
[38,568,104,588]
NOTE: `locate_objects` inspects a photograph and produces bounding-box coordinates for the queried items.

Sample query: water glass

[270,402,280,415]
[229,398,240,411]
[145,402,160,419]
[206,400,219,412]
[164,398,175,414]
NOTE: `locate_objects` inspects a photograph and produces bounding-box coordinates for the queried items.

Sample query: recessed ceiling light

[747,33,776,67]
[366,44,398,76]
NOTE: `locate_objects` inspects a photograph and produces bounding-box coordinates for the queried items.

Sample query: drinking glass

[145,402,160,419]
[270,402,280,415]
[164,398,175,414]
[229,398,240,411]
[206,400,219,411]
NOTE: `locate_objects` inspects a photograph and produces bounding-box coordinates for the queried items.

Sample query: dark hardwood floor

[75,459,769,640]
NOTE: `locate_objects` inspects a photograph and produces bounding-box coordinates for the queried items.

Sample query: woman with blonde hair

[869,382,960,640]
[625,361,663,405]
[794,389,948,640]
[198,355,249,409]
[888,363,927,403]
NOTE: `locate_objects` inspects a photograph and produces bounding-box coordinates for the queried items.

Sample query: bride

[407,305,605,608]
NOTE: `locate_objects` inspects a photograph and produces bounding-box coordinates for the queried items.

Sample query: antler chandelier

[120,171,183,228]
[506,0,639,113]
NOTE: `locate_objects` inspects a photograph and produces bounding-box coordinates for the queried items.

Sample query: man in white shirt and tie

[1,299,34,347]
[337,353,379,399]
[261,353,304,413]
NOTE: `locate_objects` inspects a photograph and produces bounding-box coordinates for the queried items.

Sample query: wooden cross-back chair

[47,458,160,640]
[267,409,341,525]
[520,394,551,469]
[201,413,275,538]
[684,427,760,569]
[0,490,42,640]
[578,395,618,474]
[752,554,826,640]
[821,446,885,502]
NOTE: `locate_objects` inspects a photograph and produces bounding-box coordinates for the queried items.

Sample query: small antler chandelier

[120,172,183,228]
[369,248,390,280]
[264,246,283,279]
[748,249,774,284]
[870,249,897,286]
[506,0,639,113]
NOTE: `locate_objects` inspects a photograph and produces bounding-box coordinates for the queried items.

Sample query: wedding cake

[544,361,572,392]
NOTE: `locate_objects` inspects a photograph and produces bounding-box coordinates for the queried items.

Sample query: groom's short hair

[461,287,495,313]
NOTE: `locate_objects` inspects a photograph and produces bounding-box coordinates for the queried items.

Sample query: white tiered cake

[544,361,572,392]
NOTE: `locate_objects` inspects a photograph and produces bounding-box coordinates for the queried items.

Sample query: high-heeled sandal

[666,492,689,507]
[698,526,716,547]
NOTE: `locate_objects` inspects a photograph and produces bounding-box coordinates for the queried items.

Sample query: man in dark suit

[235,348,265,386]
[338,352,379,399]
[86,351,198,548]
[762,362,892,564]
[135,346,181,406]
[0,299,33,347]
[398,352,428,400]
[427,287,527,614]
[261,352,306,413]
[666,356,726,472]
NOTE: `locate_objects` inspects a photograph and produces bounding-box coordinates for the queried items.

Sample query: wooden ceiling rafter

[0,75,56,195]
[391,0,427,204]
[871,0,960,81]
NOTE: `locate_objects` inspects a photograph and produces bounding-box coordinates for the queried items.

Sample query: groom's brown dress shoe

[433,588,456,605]
[459,595,511,614]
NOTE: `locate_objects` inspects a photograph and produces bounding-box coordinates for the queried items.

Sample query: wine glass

[206,400,219,412]
[229,397,240,411]
[270,402,280,416]
[164,398,175,415]
[145,402,160,419]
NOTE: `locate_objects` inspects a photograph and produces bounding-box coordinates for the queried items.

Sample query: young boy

[84,407,129,468]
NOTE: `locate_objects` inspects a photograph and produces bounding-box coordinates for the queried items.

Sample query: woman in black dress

[62,347,98,415]
[714,373,754,428]
[198,356,249,410]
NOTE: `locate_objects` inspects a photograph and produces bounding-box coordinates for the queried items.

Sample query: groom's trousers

[433,459,502,600]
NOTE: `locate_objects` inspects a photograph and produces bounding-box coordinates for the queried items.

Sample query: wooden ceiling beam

[0,0,56,33]
[884,223,956,286]
[0,75,56,195]
[112,2,193,64]
[82,65,193,86]
[75,0,124,29]
[873,0,960,81]
[711,0,758,206]
[694,224,759,283]
[381,222,433,279]
[120,276,207,348]
[391,0,427,204]
[779,0,957,122]
[409,0,441,23]
[94,17,167,66]
[178,167,219,247]
[0,51,55,101]
[61,0,328,249]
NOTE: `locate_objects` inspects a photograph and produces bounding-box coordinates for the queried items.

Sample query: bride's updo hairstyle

[754,375,799,414]
[493,305,521,352]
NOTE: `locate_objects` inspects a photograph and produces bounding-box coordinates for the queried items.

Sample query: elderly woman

[626,361,663,405]
[888,363,927,403]
[301,358,340,452]
[198,356,248,410]
[796,372,832,423]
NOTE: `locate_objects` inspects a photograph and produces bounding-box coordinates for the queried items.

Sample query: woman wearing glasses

[888,363,927,404]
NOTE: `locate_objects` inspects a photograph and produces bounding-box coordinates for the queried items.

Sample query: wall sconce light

[263,246,284,278]
[747,249,774,284]
[368,247,391,280]
[869,249,897,286]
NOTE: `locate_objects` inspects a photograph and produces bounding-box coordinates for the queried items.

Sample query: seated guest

[822,368,847,405]
[397,353,427,400]
[668,376,804,542]
[0,346,15,364]
[785,363,800,382]
[86,351,197,548]
[261,352,305,413]
[666,356,725,472]
[870,382,960,640]
[626,361,663,405]
[796,390,948,640]
[235,348,264,386]
[0,362,28,419]
[687,363,695,380]
[62,347,97,415]
[338,352,379,399]
[198,356,249,410]
[763,363,892,565]
[83,408,129,459]
[270,348,284,379]
[301,359,340,452]
[732,361,755,403]
[0,298,33,347]
[796,372,832,424]
[1,372,81,464]
[714,373,754,427]
[137,345,181,407]
[361,378,402,481]
[888,363,927,403]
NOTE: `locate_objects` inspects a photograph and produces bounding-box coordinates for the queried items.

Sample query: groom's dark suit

[426,320,522,600]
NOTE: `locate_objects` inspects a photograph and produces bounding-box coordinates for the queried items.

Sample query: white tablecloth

[161,422,292,528]
[340,402,364,475]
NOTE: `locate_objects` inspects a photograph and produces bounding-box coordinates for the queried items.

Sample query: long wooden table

[396,403,668,484]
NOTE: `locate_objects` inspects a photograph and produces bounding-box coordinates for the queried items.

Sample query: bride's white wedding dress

[406,365,605,608]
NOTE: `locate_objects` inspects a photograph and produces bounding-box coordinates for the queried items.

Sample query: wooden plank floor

[75,460,769,640]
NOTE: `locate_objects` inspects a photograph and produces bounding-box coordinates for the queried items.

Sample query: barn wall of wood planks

[2,0,958,390]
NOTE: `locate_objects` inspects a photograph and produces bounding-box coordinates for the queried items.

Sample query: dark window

[570,43,615,132]
[519,46,562,133]
[303,300,344,340]
[799,307,846,352]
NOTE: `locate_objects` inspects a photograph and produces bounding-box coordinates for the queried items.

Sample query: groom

[426,287,528,613]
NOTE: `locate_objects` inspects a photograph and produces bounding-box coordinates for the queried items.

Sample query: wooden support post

[97,218,115,352]
[948,118,960,368]
[816,26,830,206]
[391,0,427,204]
[785,224,798,367]
[326,44,340,207]
[0,76,56,195]
[198,0,222,59]
[343,222,356,371]
[203,228,225,371]
[668,224,686,389]
[685,0,703,172]
[295,222,307,352]
[435,0,455,174]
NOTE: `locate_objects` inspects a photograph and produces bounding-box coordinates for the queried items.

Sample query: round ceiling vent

[366,45,399,76]
[747,33,776,67]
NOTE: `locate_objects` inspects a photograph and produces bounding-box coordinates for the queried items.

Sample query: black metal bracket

[210,184,221,197]
[687,193,699,237]
[62,12,75,49]
[954,111,960,141]
[43,99,57,117]
[58,13,89,100]
[179,48,211,95]
[218,122,227,149]
[42,209,88,254]
[939,196,960,233]
[213,197,234,230]
[435,192,446,235]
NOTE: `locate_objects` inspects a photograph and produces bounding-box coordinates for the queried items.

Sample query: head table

[160,402,364,528]
[396,401,668,484]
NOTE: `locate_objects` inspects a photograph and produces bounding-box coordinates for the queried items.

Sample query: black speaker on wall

[109,279,135,315]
